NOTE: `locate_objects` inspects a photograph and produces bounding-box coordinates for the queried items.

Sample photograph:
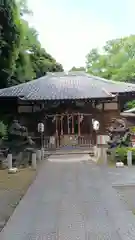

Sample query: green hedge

[116,147,135,165]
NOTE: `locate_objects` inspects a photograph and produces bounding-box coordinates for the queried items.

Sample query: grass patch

[0,167,36,191]
[107,159,116,167]
[97,157,116,167]
[97,158,104,165]
[132,209,135,215]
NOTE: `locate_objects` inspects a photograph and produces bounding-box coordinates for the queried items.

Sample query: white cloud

[26,0,115,70]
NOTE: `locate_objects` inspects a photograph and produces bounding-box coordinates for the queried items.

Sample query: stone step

[48,153,92,162]
[45,148,95,155]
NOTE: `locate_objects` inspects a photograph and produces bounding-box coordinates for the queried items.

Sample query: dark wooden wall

[16,100,120,136]
[0,98,121,138]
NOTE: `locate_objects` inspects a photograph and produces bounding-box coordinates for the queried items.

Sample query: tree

[17,0,33,16]
[69,66,86,72]
[12,3,63,84]
[86,35,135,83]
[13,0,63,84]
[0,0,21,88]
[0,0,63,88]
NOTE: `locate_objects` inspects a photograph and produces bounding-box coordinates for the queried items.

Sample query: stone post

[32,153,37,169]
[18,152,23,164]
[101,147,108,165]
[41,148,44,160]
[7,154,12,169]
[36,150,41,161]
[127,150,132,166]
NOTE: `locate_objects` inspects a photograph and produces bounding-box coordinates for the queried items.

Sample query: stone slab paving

[106,166,135,186]
[106,166,135,218]
[1,157,135,239]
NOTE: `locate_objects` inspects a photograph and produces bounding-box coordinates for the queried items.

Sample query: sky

[26,0,135,70]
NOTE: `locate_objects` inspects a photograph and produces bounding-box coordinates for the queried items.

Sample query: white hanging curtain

[80,114,84,123]
[52,116,56,122]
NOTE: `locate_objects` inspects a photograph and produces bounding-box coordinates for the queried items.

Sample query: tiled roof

[0,72,135,100]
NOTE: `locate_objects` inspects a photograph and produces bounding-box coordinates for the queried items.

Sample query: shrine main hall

[0,71,135,148]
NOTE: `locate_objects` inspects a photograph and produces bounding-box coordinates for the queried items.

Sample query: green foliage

[130,126,135,133]
[0,0,21,88]
[17,0,33,16]
[0,0,63,88]
[126,100,135,109]
[69,66,86,72]
[115,147,135,165]
[86,35,135,83]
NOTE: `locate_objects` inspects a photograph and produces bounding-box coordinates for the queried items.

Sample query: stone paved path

[1,156,135,239]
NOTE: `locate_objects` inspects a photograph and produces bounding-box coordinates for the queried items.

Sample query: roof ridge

[87,74,135,86]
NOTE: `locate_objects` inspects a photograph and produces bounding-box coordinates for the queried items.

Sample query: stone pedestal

[101,147,108,165]
[96,144,108,164]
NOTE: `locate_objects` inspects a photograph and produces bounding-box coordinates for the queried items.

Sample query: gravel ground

[0,167,38,231]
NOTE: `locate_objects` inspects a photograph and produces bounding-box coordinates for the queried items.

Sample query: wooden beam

[45,113,92,117]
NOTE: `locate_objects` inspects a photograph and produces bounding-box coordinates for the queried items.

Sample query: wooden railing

[43,136,56,150]
[34,134,94,150]
[78,135,93,147]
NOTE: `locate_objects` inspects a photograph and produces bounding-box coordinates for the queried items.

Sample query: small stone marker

[36,150,41,161]
[8,168,18,174]
[7,154,12,169]
[127,150,132,166]
[32,153,37,169]
[116,162,124,167]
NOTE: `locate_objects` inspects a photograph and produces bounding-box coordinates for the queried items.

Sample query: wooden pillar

[78,113,81,136]
[55,115,58,136]
[67,114,70,134]
[72,114,74,134]
[61,115,63,135]
[101,102,105,135]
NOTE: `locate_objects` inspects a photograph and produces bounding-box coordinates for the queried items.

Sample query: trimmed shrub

[115,147,135,165]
